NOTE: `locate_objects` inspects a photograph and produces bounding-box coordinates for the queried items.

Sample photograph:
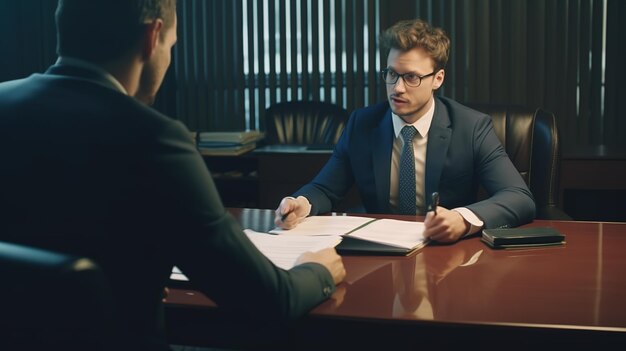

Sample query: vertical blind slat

[234,1,246,130]
[489,0,503,103]
[323,0,332,103]
[301,0,310,100]
[345,0,354,110]
[198,0,208,131]
[578,0,591,144]
[448,0,470,101]
[553,0,570,139]
[257,0,266,128]
[589,0,604,144]
[279,0,288,102]
[604,0,626,145]
[543,0,556,130]
[290,0,298,101]
[217,0,228,128]
[527,0,546,108]
[268,0,277,107]
[311,0,321,101]
[246,0,256,128]
[334,0,344,108]
[192,0,200,129]
[564,0,580,144]
[367,0,379,104]
[354,0,365,109]
[509,0,526,106]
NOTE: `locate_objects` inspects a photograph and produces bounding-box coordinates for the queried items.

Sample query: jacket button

[323,286,332,296]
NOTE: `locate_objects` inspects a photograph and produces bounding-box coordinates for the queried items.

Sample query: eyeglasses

[381,68,437,87]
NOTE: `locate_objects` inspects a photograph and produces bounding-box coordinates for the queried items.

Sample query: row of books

[194,130,265,156]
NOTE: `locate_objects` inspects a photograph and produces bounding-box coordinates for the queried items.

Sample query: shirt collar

[55,56,128,95]
[392,96,436,139]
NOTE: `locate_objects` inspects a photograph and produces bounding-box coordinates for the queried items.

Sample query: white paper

[244,229,342,270]
[347,218,426,249]
[270,215,375,236]
[271,215,427,251]
[170,230,342,281]
[170,265,189,281]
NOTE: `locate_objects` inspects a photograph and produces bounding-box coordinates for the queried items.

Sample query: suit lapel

[372,108,394,212]
[424,98,452,209]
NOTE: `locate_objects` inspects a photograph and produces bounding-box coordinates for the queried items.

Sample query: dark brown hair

[56,0,176,63]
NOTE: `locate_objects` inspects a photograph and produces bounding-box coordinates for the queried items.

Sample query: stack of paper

[243,229,342,270]
[271,215,429,255]
[196,130,265,156]
[170,229,341,282]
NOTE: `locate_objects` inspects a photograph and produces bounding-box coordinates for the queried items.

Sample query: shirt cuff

[452,207,484,236]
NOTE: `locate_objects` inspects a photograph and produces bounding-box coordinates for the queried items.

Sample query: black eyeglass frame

[380,68,438,87]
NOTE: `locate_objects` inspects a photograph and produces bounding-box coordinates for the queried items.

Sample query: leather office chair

[264,100,349,145]
[0,241,116,351]
[467,104,571,220]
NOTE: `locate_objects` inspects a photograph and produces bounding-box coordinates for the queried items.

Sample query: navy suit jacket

[0,64,334,350]
[295,96,536,229]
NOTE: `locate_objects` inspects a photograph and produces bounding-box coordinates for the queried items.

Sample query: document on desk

[271,216,428,255]
[269,215,376,236]
[346,219,427,250]
[170,230,341,282]
[244,229,342,270]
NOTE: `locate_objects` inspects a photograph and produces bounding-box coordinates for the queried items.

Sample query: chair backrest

[0,241,116,351]
[466,104,569,220]
[264,100,349,145]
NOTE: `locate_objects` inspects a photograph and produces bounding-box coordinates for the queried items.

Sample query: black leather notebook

[481,227,565,249]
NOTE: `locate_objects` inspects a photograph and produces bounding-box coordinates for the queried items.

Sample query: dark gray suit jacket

[0,64,334,350]
[295,97,536,229]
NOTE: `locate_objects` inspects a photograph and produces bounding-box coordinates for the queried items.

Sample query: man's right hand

[296,247,346,285]
[274,196,311,229]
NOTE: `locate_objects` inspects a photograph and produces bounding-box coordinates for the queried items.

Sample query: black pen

[431,192,439,216]
[281,211,292,222]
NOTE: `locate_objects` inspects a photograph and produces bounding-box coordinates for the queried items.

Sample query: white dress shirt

[389,97,483,235]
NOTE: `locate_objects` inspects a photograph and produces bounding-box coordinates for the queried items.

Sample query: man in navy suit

[275,19,535,243]
[0,0,344,349]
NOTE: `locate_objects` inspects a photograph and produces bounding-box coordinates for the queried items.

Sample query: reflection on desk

[165,210,626,350]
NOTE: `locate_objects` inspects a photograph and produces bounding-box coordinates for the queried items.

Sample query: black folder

[336,235,426,256]
[481,227,565,249]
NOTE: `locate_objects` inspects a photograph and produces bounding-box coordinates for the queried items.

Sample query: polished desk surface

[165,209,626,349]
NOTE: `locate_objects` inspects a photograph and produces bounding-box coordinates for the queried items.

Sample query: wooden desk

[165,209,626,349]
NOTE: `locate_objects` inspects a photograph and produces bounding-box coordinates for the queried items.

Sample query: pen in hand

[281,211,292,222]
[431,192,439,216]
